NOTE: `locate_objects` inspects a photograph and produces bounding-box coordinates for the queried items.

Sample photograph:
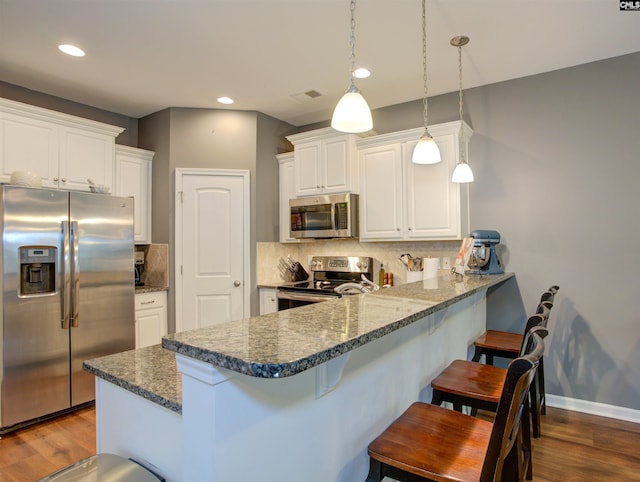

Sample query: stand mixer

[467,229,504,275]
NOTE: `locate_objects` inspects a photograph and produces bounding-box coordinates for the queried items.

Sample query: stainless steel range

[276,256,376,311]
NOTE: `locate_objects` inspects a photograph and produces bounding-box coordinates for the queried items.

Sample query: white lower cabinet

[358,121,472,241]
[259,288,278,315]
[135,291,168,348]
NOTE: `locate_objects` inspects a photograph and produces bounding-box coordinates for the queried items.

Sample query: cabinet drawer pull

[141,300,156,305]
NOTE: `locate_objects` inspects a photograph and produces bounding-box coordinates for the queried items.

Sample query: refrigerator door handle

[70,221,80,328]
[62,221,71,329]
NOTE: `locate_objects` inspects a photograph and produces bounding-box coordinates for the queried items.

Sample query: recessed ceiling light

[217,97,234,105]
[58,44,85,57]
[352,68,371,79]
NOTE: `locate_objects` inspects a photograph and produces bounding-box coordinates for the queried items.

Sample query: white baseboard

[547,394,640,424]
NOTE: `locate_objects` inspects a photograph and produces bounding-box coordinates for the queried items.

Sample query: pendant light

[411,0,440,165]
[450,35,474,183]
[331,0,373,133]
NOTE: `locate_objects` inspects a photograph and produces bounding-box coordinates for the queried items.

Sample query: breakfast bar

[84,272,513,482]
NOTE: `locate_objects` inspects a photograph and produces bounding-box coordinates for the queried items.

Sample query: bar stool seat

[472,329,522,361]
[432,322,548,444]
[431,358,506,409]
[471,286,558,421]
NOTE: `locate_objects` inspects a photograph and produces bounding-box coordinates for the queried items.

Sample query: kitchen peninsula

[84,272,513,482]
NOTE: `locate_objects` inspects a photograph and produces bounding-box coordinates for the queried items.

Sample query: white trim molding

[547,394,640,424]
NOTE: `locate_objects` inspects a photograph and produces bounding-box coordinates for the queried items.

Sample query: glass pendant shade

[411,131,441,164]
[450,35,472,183]
[412,0,440,165]
[451,162,474,183]
[331,84,373,133]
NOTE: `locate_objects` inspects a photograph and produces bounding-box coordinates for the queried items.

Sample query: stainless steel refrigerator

[0,185,135,431]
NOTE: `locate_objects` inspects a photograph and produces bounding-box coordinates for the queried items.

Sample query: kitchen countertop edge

[83,345,182,413]
[135,285,169,294]
[163,272,514,379]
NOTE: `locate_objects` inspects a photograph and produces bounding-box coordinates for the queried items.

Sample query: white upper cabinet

[59,125,116,191]
[358,143,404,240]
[115,145,154,244]
[286,128,360,196]
[277,152,297,243]
[358,121,472,241]
[0,97,123,191]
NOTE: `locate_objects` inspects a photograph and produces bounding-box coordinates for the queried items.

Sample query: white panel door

[176,169,249,332]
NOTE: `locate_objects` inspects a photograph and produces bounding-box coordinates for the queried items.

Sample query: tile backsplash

[257,240,462,285]
[135,243,169,288]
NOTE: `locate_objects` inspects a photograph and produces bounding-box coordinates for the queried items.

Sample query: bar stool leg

[365,458,384,482]
[540,356,546,415]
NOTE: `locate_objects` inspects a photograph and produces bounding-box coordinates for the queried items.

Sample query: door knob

[234,280,241,287]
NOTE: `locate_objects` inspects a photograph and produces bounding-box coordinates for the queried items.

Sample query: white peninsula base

[94,290,488,482]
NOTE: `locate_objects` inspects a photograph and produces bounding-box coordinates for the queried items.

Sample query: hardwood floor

[0,406,95,482]
[0,405,639,481]
[530,408,640,481]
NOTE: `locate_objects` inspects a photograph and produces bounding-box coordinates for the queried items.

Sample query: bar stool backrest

[518,314,545,356]
[480,330,545,481]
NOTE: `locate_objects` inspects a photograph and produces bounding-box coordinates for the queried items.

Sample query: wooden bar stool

[431,323,549,443]
[471,285,558,416]
[366,331,545,482]
[472,287,557,364]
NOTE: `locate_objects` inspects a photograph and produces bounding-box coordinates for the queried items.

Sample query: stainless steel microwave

[289,193,359,239]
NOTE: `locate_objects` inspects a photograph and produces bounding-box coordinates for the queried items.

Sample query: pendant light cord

[457,43,465,162]
[349,0,357,86]
[421,0,428,130]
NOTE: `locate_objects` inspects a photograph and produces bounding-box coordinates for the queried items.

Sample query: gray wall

[465,53,640,410]
[339,52,639,410]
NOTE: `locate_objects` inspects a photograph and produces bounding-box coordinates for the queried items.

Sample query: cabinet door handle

[234,280,241,287]
[54,177,59,182]
[61,178,67,183]
[397,228,401,231]
[408,227,412,231]
[141,300,156,305]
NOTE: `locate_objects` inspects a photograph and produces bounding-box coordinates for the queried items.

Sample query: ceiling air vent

[290,90,324,103]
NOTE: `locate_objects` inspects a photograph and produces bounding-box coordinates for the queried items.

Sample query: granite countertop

[83,345,182,413]
[163,272,514,378]
[84,273,512,409]
[135,285,169,294]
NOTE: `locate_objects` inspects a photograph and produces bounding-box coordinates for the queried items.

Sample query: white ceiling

[1,0,639,126]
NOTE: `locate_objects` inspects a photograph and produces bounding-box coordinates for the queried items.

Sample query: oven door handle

[276,291,338,303]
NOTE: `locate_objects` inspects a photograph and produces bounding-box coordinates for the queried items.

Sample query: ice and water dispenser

[19,246,57,296]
